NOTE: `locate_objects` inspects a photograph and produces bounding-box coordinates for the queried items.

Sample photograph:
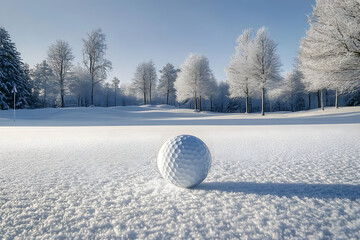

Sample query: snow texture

[0,105,360,239]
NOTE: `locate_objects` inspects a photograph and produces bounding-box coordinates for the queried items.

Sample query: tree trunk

[317,90,321,108]
[60,72,64,108]
[44,86,47,108]
[114,88,117,106]
[335,90,338,109]
[326,89,328,107]
[144,91,146,105]
[194,93,197,110]
[308,92,311,110]
[245,93,249,114]
[60,64,64,108]
[60,79,65,108]
[61,92,64,108]
[261,87,265,116]
[91,88,93,105]
[199,96,202,112]
[166,90,169,105]
[91,74,94,106]
[149,85,152,105]
[321,89,324,111]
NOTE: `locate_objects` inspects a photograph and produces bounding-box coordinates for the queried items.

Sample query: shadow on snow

[196,181,360,200]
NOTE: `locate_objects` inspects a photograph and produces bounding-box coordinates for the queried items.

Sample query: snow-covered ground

[1,106,360,239]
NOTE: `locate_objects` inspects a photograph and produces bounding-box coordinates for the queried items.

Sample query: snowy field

[1,106,360,239]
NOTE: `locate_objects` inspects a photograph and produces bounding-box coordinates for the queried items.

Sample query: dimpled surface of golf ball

[157,135,211,188]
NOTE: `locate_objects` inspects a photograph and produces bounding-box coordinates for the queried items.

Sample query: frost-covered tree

[299,3,334,110]
[47,40,74,108]
[216,81,230,112]
[112,77,120,106]
[146,60,157,105]
[226,29,254,113]
[0,27,30,109]
[132,61,157,105]
[158,63,178,105]
[175,53,213,111]
[299,0,360,109]
[208,74,218,111]
[121,82,137,106]
[282,69,306,112]
[68,65,91,107]
[132,62,148,104]
[30,60,56,108]
[249,27,282,116]
[104,82,111,107]
[83,29,112,106]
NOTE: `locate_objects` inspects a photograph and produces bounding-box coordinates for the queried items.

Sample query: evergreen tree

[0,27,30,109]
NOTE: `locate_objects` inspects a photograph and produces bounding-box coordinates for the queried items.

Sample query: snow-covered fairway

[1,106,360,239]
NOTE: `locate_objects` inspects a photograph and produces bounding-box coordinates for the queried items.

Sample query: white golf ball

[157,135,211,188]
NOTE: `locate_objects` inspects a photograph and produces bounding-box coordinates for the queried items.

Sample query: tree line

[1,0,359,113]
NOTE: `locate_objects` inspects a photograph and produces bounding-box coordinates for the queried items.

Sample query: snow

[1,106,360,239]
[1,105,360,126]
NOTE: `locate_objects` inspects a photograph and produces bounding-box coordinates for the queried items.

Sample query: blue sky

[0,0,315,84]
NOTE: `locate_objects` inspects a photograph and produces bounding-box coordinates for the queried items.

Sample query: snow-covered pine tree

[248,27,282,116]
[174,53,213,111]
[0,27,31,109]
[158,63,178,105]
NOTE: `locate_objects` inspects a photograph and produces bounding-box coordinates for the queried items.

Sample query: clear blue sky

[0,0,315,84]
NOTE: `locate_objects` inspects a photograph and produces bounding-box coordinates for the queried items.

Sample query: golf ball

[157,135,211,188]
